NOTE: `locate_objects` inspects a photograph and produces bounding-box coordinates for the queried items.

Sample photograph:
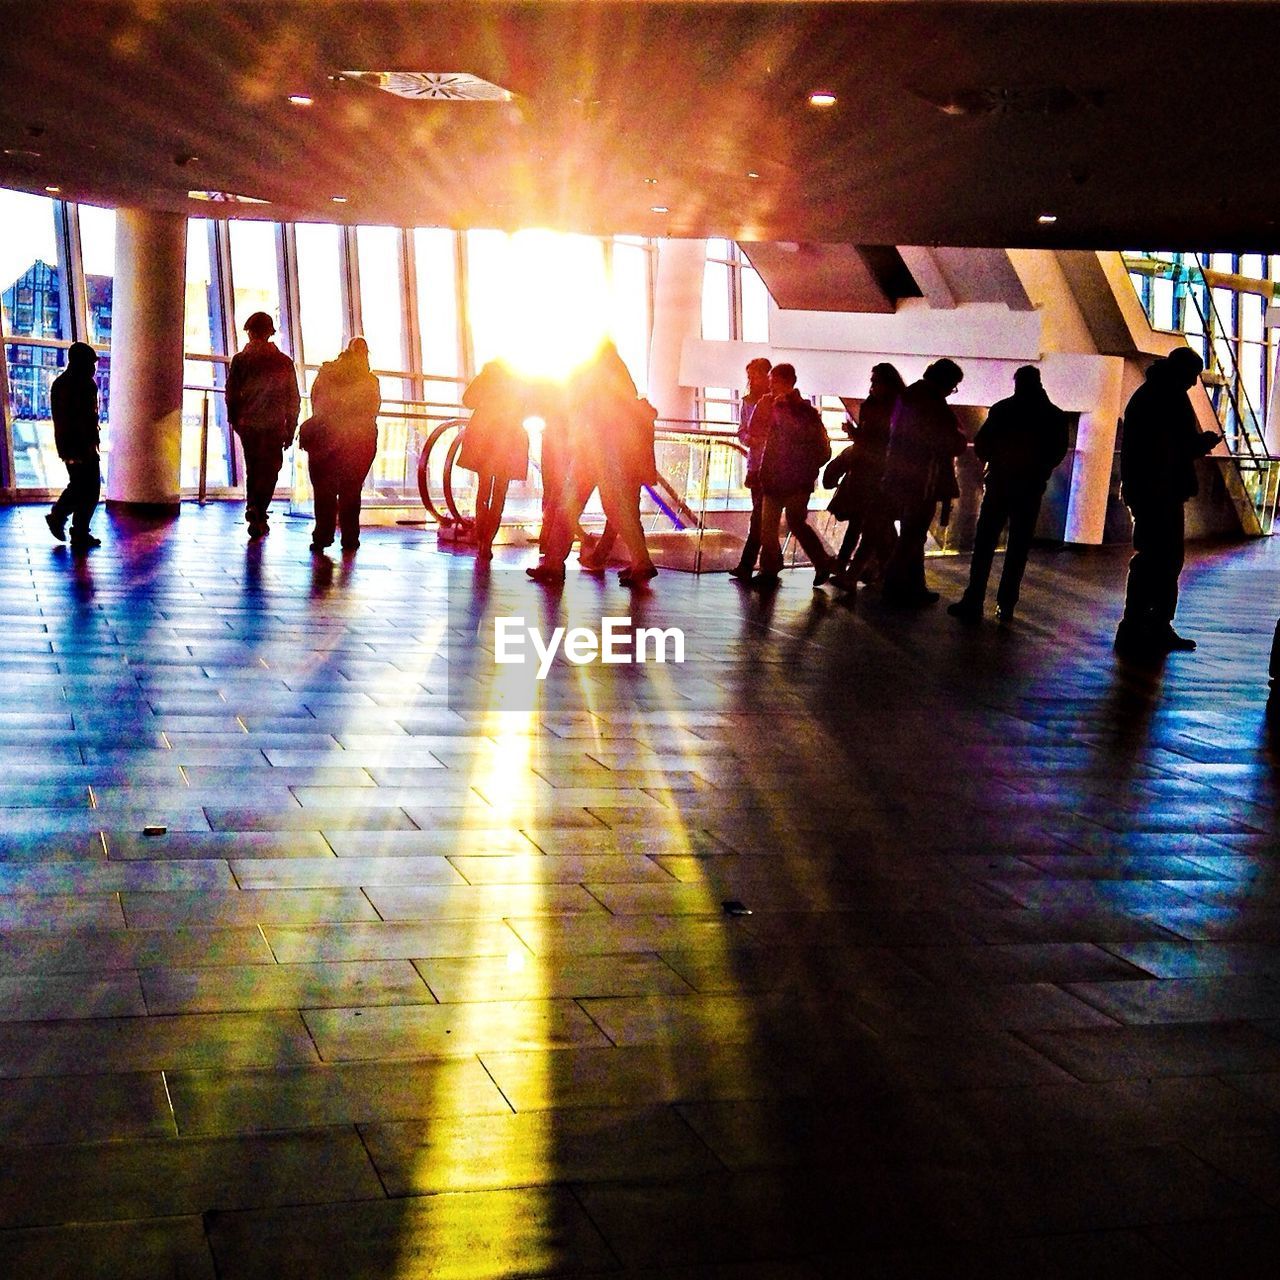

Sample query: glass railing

[1123,252,1280,532]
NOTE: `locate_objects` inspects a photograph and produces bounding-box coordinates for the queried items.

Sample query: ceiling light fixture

[331,195,348,203]
[808,91,837,108]
[650,205,669,214]
[287,94,314,107]
[3,147,41,158]
[643,177,658,185]
[1037,213,1058,224]
[746,171,760,179]
[44,185,61,193]
[342,71,514,101]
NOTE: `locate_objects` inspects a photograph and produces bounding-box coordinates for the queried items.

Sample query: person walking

[751,363,834,590]
[1115,347,1220,654]
[458,360,530,561]
[879,358,966,607]
[827,362,905,592]
[728,356,773,581]
[226,312,301,540]
[46,341,102,551]
[528,341,657,586]
[303,337,382,554]
[948,365,1069,623]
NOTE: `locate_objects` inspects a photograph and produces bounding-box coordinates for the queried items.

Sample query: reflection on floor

[1,502,1280,1278]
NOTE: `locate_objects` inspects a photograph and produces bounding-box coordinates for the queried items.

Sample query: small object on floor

[45,512,66,542]
[722,899,752,916]
[947,599,981,623]
[143,824,167,836]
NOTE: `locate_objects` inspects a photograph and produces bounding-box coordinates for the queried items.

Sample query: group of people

[456,341,660,586]
[728,348,1219,652]
[41,315,1222,656]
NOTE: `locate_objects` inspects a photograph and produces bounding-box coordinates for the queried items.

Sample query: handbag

[298,415,328,453]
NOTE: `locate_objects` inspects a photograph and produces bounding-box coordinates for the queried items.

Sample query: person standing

[879,358,966,607]
[46,341,102,551]
[226,312,301,540]
[1115,347,1220,654]
[948,366,1069,623]
[827,362,905,591]
[728,356,773,581]
[751,363,834,590]
[304,337,382,554]
[458,359,529,561]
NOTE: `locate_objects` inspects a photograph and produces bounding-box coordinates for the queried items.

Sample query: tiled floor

[2,501,1280,1277]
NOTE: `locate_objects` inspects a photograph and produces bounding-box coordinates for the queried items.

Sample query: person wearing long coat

[827,361,905,591]
[879,358,967,606]
[459,360,530,560]
[305,337,381,552]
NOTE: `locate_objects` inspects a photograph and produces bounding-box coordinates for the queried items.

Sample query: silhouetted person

[529,341,656,586]
[880,358,966,607]
[729,356,773,581]
[46,342,102,551]
[227,312,301,539]
[304,337,381,553]
[948,365,1069,623]
[827,362,905,592]
[459,360,530,561]
[1115,348,1220,654]
[751,363,834,589]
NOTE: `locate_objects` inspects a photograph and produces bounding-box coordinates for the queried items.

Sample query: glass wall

[697,239,770,428]
[1,190,72,488]
[1,185,662,498]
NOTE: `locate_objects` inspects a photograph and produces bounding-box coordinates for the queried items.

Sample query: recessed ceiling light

[1038,213,1058,224]
[331,195,348,203]
[3,147,40,158]
[287,94,314,107]
[746,171,760,179]
[808,91,837,108]
[44,185,61,193]
[643,177,658,185]
[650,205,669,214]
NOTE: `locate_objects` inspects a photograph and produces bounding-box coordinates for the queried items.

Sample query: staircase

[1123,252,1280,535]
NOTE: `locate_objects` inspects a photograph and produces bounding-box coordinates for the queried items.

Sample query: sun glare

[467,228,611,382]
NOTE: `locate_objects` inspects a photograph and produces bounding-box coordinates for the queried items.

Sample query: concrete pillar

[106,208,187,509]
[647,238,705,425]
[1064,357,1125,544]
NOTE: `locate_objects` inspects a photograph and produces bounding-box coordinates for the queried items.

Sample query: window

[356,225,406,391]
[295,222,344,370]
[414,227,462,406]
[228,220,280,346]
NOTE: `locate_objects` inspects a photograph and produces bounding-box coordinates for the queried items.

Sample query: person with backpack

[751,363,834,590]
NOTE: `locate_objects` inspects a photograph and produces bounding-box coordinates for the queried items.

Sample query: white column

[106,208,187,508]
[647,238,705,424]
[1063,357,1126,544]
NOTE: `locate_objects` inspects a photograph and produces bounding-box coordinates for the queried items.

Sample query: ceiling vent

[341,71,514,102]
[188,190,270,204]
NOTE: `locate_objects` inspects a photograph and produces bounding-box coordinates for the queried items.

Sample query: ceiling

[2,1,1278,250]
